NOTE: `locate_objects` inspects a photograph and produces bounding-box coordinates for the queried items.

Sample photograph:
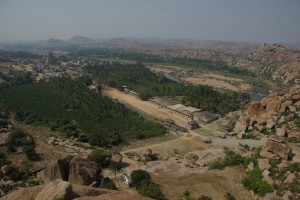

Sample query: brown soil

[151,167,252,200]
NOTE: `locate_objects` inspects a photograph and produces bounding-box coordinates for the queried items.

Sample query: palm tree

[110,161,121,180]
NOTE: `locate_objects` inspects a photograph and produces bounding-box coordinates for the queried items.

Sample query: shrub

[0,153,10,167]
[87,149,111,166]
[6,128,26,146]
[224,192,236,200]
[137,180,165,200]
[182,191,195,200]
[24,145,39,161]
[243,167,273,196]
[198,195,212,200]
[209,150,247,169]
[130,170,151,187]
[130,170,165,200]
[78,134,89,142]
[99,179,118,190]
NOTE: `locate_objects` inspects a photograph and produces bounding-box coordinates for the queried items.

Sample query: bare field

[151,167,252,200]
[150,65,182,72]
[183,75,250,92]
[202,73,244,82]
[149,65,251,92]
[122,134,209,160]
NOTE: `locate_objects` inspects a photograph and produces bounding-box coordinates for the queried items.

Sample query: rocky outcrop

[0,179,151,200]
[0,165,21,181]
[265,140,290,160]
[258,159,271,170]
[37,159,70,184]
[292,153,300,163]
[278,160,290,171]
[288,131,300,139]
[234,85,300,136]
[276,127,286,137]
[244,43,300,84]
[284,173,296,185]
[68,157,98,185]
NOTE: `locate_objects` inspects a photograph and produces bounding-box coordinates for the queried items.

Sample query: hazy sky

[0,0,299,43]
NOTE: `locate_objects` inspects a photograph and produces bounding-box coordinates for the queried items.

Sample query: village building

[149,97,170,108]
[187,120,200,130]
[164,119,188,132]
[167,104,201,118]
[193,111,219,124]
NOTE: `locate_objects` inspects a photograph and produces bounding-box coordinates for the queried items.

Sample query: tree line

[71,48,255,77]
[85,62,250,115]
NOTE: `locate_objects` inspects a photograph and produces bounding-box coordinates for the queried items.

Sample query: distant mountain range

[68,36,95,45]
[37,36,96,47]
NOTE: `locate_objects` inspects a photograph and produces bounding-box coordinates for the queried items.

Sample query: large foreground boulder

[74,193,153,200]
[35,179,73,200]
[68,157,98,185]
[265,140,290,160]
[37,159,70,184]
[0,185,44,200]
[0,180,151,200]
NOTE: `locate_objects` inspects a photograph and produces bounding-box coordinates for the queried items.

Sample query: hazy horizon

[1,0,300,44]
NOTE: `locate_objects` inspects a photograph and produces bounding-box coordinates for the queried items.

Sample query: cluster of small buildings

[150,97,220,130]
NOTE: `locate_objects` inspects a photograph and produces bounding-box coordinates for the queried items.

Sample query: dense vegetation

[130,169,165,200]
[0,77,166,147]
[85,62,250,115]
[0,51,41,59]
[87,149,112,167]
[6,128,39,161]
[85,62,186,98]
[243,168,273,196]
[182,85,249,114]
[0,70,33,89]
[71,48,255,76]
[209,149,257,170]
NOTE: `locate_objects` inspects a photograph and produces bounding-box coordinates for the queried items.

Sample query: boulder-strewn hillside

[234,85,300,138]
[229,85,300,199]
[237,43,300,84]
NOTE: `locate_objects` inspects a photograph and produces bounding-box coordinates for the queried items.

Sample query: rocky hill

[234,85,300,138]
[229,85,300,199]
[237,43,300,84]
